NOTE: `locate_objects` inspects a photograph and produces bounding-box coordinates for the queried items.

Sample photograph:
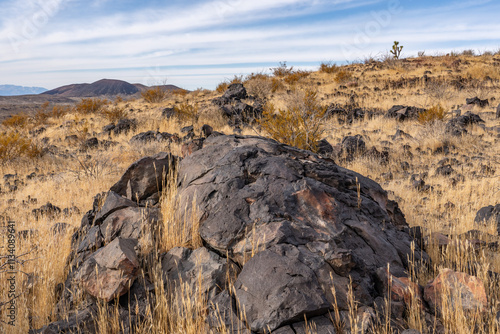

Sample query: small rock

[424,268,487,314]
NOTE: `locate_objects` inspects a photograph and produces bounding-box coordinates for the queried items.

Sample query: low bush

[259,89,327,151]
[283,70,310,85]
[141,87,168,103]
[271,62,294,77]
[0,132,41,163]
[2,113,30,129]
[319,62,339,74]
[245,73,272,100]
[334,69,353,84]
[174,102,200,123]
[76,98,109,114]
[418,104,446,124]
[101,106,128,122]
[172,89,189,97]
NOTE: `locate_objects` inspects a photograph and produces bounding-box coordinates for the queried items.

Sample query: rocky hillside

[0,52,499,334]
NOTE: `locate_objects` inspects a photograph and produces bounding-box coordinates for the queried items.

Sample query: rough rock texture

[74,237,139,302]
[130,131,178,144]
[110,152,177,202]
[211,83,262,125]
[474,204,500,233]
[445,111,484,136]
[161,246,234,301]
[40,134,435,334]
[466,96,489,108]
[176,134,428,332]
[386,105,425,121]
[423,268,487,314]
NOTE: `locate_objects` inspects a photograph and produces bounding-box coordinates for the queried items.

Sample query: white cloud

[0,0,499,89]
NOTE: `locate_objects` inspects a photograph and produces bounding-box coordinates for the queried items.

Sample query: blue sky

[1,0,499,90]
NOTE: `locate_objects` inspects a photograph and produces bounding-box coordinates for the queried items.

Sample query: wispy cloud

[0,0,499,89]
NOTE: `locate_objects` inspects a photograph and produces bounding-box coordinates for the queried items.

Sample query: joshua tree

[390,41,403,59]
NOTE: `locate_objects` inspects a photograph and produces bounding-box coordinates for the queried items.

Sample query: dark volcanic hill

[42,79,182,97]
[42,79,139,97]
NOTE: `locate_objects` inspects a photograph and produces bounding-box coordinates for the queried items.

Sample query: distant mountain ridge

[0,85,48,96]
[42,79,181,97]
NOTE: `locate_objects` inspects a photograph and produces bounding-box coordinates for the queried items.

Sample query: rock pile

[34,134,492,334]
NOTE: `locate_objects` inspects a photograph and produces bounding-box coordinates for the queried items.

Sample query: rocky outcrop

[445,111,484,136]
[176,134,428,332]
[39,134,432,334]
[211,83,262,126]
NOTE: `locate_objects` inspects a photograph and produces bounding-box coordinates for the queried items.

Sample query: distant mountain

[0,85,48,96]
[42,79,182,97]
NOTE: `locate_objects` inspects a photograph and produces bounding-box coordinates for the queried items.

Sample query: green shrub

[259,89,327,151]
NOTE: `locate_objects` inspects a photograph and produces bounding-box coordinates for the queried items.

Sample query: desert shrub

[271,62,294,77]
[461,49,475,56]
[215,76,243,94]
[2,113,30,129]
[418,104,446,124]
[101,106,128,122]
[215,82,228,94]
[174,102,200,123]
[319,62,339,74]
[172,88,189,97]
[50,105,72,118]
[271,77,285,93]
[245,73,272,100]
[259,89,327,151]
[76,98,109,114]
[334,69,353,84]
[141,87,168,103]
[0,132,41,162]
[283,70,310,85]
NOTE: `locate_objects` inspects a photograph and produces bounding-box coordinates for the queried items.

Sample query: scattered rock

[424,268,487,314]
[445,111,484,136]
[474,204,500,233]
[466,96,489,108]
[130,131,178,144]
[162,107,176,118]
[316,139,334,155]
[386,105,425,121]
[32,202,61,219]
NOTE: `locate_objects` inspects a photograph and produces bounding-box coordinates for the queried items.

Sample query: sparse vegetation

[418,104,446,124]
[390,41,403,59]
[141,87,169,103]
[259,89,327,151]
[1,50,500,334]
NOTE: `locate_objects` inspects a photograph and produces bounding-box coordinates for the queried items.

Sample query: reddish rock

[74,238,139,302]
[424,268,487,314]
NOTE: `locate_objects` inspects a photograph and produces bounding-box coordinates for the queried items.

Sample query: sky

[1,0,500,90]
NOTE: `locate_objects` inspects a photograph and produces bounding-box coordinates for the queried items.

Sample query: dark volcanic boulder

[466,96,489,108]
[222,83,247,100]
[445,111,484,136]
[176,134,428,333]
[474,204,500,234]
[110,152,178,202]
[496,103,500,119]
[386,105,425,121]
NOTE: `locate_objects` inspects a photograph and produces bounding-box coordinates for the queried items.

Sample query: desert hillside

[0,52,499,334]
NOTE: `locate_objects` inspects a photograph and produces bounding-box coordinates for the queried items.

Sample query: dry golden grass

[0,51,499,333]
